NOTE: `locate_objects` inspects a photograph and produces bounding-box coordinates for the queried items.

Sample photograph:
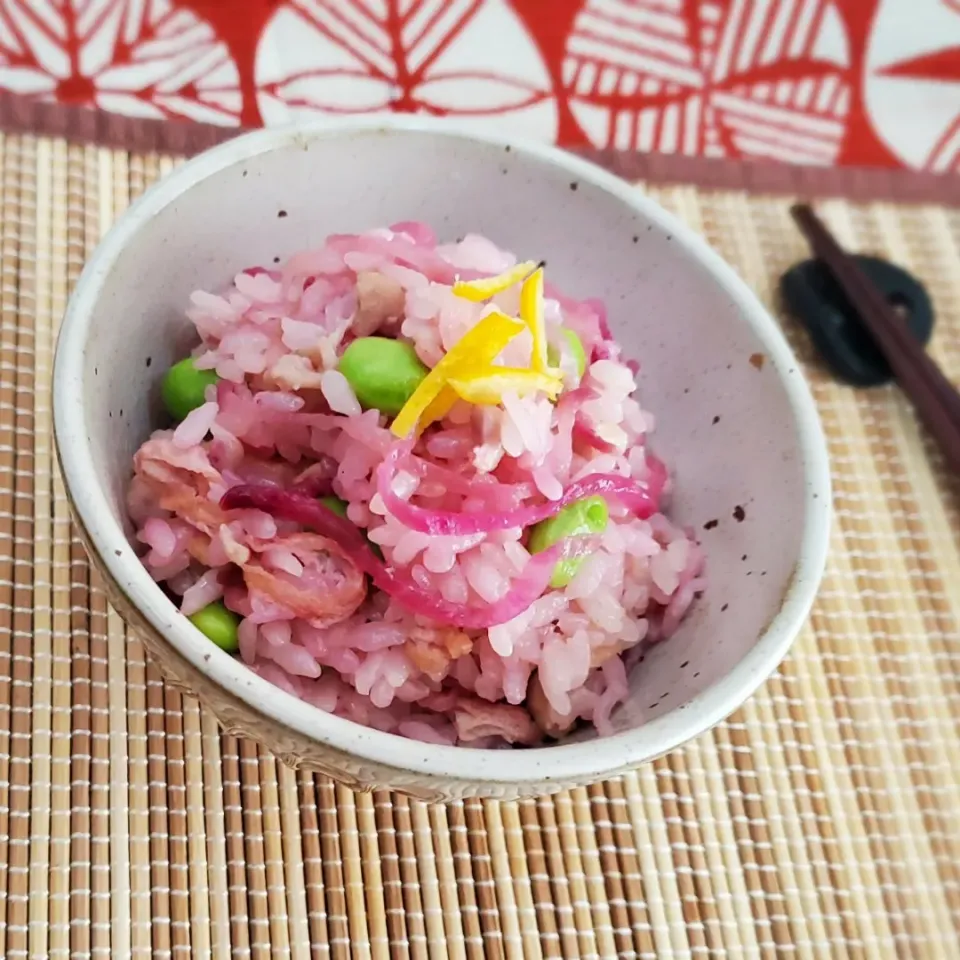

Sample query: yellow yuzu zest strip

[519,265,555,374]
[390,311,525,437]
[419,385,460,429]
[452,260,538,302]
[447,368,563,405]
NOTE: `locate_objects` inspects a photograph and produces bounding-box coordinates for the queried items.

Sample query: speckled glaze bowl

[53,118,830,800]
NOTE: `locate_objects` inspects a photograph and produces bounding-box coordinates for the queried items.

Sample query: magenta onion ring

[220,485,591,628]
[376,444,666,537]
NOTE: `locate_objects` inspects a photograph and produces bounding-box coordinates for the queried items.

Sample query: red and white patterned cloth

[0,0,957,171]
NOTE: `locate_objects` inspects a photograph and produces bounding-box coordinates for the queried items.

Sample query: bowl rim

[53,115,831,786]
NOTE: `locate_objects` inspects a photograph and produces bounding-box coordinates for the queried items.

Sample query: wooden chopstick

[790,203,960,475]
[793,205,960,432]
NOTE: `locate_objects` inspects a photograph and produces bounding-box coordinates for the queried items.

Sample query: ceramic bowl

[53,117,830,801]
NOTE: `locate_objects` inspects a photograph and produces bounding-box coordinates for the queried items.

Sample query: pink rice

[128,223,704,747]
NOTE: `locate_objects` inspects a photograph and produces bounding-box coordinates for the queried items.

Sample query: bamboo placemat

[3,130,960,959]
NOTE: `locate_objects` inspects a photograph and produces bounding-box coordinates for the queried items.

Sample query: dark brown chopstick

[790,203,960,475]
[793,205,960,430]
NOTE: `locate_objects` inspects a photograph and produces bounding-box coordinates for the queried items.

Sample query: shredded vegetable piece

[220,485,589,628]
[390,311,525,438]
[419,384,460,426]
[520,264,554,374]
[376,443,667,536]
[452,260,537,302]
[447,367,563,405]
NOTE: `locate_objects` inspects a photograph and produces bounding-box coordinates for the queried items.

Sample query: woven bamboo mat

[3,131,960,959]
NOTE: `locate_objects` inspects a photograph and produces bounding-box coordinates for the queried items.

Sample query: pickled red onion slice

[220,485,592,629]
[376,443,666,537]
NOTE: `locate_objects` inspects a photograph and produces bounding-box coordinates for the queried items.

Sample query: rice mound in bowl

[128,222,705,748]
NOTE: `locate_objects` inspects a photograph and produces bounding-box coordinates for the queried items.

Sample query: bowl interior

[64,124,816,756]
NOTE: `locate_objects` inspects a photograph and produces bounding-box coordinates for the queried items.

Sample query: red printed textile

[0,0,955,170]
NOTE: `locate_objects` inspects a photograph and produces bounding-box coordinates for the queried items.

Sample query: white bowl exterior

[54,119,830,792]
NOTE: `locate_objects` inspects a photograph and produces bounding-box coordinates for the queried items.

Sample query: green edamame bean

[320,495,384,559]
[319,495,349,518]
[527,495,609,588]
[547,328,587,378]
[338,337,428,416]
[188,601,240,653]
[162,356,219,422]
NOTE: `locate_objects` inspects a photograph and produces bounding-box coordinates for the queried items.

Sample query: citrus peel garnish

[391,311,525,437]
[452,260,538,302]
[447,368,563,405]
[519,263,556,375]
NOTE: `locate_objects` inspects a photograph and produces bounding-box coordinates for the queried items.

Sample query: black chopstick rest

[779,255,934,388]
